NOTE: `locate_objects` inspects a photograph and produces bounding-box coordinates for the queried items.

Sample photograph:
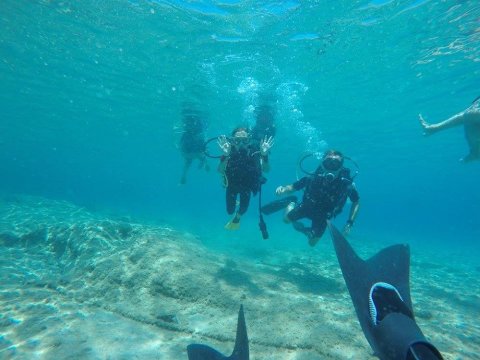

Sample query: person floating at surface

[275,150,360,247]
[217,127,274,230]
[251,104,276,145]
[419,95,480,163]
[179,109,209,184]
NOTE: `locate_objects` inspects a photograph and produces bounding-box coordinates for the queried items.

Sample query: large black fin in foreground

[328,222,443,360]
[261,195,298,215]
[187,305,249,360]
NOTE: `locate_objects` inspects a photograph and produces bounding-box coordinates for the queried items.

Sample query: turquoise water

[0,1,480,358]
[2,0,479,248]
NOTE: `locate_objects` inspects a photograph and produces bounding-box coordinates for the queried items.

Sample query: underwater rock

[117,221,134,239]
[0,335,14,350]
[20,227,48,246]
[97,220,134,240]
[0,316,21,329]
[0,231,20,246]
[415,309,434,320]
[156,314,179,324]
[0,195,474,359]
[128,248,145,264]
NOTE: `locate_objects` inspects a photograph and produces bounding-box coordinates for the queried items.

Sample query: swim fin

[225,215,241,230]
[187,305,249,360]
[328,222,443,360]
[261,195,298,215]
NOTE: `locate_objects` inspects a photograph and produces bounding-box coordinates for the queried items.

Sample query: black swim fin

[187,305,249,360]
[261,195,297,215]
[328,222,443,360]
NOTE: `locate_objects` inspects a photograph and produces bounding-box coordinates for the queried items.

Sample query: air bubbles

[276,81,326,153]
[237,77,259,94]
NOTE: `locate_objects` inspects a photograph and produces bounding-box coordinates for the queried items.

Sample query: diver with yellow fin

[217,127,274,230]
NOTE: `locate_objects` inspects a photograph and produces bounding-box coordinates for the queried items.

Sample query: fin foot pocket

[369,282,412,325]
[225,215,241,230]
[407,342,444,360]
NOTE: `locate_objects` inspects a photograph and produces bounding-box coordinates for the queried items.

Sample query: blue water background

[1,0,479,257]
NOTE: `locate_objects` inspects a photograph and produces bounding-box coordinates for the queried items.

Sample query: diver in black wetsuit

[217,127,274,230]
[276,150,360,246]
[179,109,209,184]
[251,104,276,145]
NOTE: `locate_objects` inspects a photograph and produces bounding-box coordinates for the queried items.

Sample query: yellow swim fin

[225,215,241,230]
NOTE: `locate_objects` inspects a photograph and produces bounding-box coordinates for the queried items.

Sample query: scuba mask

[322,155,343,171]
[320,155,344,182]
[231,130,250,148]
[298,150,358,182]
[232,136,249,147]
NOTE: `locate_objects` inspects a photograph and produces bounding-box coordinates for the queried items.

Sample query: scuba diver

[179,108,209,185]
[250,104,276,145]
[275,150,360,246]
[217,127,274,230]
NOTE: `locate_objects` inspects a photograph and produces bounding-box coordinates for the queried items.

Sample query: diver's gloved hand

[276,185,290,196]
[217,135,231,155]
[260,136,274,156]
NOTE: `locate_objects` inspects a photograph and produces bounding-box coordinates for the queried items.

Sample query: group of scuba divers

[180,102,443,360]
[176,97,480,360]
[177,99,478,359]
[180,95,480,246]
[179,104,360,246]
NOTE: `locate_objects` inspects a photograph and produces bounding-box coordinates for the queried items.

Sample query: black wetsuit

[181,132,205,156]
[180,118,207,178]
[288,168,359,238]
[180,119,206,157]
[223,145,264,216]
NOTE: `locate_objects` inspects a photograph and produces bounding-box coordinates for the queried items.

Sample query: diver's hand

[217,135,231,155]
[276,185,289,196]
[260,136,274,156]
